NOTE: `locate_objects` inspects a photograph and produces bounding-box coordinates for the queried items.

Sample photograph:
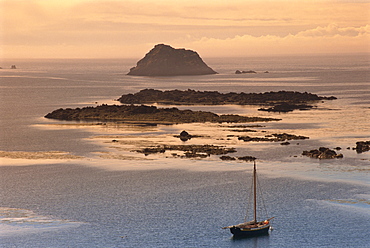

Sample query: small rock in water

[302,147,343,159]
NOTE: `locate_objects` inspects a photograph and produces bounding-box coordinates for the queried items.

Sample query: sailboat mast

[253,160,257,223]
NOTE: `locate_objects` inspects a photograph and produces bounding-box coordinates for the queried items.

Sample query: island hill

[127,44,217,76]
[118,89,337,112]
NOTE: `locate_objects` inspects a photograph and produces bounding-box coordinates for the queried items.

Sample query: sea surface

[0,54,369,247]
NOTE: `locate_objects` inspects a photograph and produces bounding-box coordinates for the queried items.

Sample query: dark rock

[302,147,343,159]
[179,130,192,141]
[139,146,166,155]
[127,44,217,76]
[281,142,290,145]
[272,133,309,141]
[184,151,208,158]
[174,131,204,141]
[237,156,256,161]
[355,141,370,153]
[11,65,16,69]
[220,156,236,161]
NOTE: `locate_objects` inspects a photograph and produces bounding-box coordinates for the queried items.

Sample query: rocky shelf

[238,133,309,142]
[118,89,336,109]
[302,147,343,159]
[134,144,236,158]
[44,104,279,124]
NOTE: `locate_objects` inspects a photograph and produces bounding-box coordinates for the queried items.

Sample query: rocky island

[45,104,279,124]
[118,89,336,112]
[127,44,217,76]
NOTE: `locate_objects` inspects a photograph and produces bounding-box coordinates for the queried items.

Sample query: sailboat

[222,160,274,238]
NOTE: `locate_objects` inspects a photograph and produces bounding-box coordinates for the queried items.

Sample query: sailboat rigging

[222,160,274,238]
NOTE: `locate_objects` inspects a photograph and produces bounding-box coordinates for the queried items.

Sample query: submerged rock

[258,103,313,112]
[127,44,217,76]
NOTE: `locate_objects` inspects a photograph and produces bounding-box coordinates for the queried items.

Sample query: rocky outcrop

[302,147,343,159]
[355,141,370,153]
[127,44,217,76]
[44,104,279,124]
[179,130,192,141]
[118,89,337,106]
[173,130,203,141]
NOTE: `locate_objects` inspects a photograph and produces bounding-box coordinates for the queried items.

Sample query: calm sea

[0,54,369,247]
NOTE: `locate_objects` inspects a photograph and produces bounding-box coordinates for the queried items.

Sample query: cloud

[188,24,370,57]
[2,0,369,58]
[296,23,369,37]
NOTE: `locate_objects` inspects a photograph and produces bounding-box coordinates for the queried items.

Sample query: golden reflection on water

[4,100,369,182]
[0,151,83,160]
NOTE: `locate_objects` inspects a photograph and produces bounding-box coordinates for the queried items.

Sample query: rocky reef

[302,147,343,159]
[134,144,236,158]
[127,44,217,76]
[220,155,256,161]
[237,133,309,142]
[118,89,336,107]
[44,104,279,124]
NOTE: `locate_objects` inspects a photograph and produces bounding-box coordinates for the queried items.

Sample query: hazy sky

[1,0,369,58]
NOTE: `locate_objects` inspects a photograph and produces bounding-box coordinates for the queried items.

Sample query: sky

[1,0,369,59]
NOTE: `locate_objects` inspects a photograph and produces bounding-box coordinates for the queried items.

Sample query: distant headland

[127,44,217,76]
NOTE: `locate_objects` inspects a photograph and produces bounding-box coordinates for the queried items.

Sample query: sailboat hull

[230,225,270,238]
